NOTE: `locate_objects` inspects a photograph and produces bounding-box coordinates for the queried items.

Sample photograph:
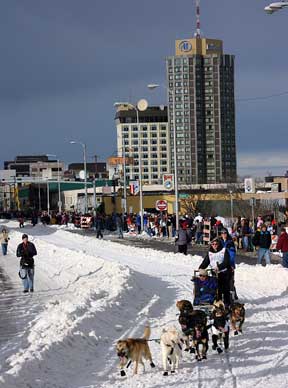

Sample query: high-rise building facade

[115,106,169,185]
[166,37,237,184]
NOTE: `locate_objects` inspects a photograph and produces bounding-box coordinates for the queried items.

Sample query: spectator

[116,213,124,239]
[276,227,288,268]
[95,214,104,239]
[241,218,252,251]
[195,220,203,245]
[175,220,192,255]
[252,224,272,266]
[0,227,10,256]
[166,215,172,239]
[18,213,24,228]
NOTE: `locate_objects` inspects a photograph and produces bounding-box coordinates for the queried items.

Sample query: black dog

[178,309,207,353]
[209,302,230,354]
[192,322,209,361]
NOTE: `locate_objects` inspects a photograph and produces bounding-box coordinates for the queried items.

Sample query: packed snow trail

[1,222,288,387]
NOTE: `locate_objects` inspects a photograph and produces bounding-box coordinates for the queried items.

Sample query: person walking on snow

[16,234,37,293]
[0,227,10,256]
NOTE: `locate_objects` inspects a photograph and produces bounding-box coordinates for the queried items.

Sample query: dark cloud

[1,0,287,176]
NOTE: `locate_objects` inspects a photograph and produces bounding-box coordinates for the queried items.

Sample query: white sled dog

[160,326,183,376]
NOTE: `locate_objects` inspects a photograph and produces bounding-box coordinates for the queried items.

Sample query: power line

[236,90,288,102]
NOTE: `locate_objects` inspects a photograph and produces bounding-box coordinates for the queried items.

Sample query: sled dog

[160,326,183,376]
[116,326,155,376]
[230,302,245,335]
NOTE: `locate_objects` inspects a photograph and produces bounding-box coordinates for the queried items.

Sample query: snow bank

[3,229,131,378]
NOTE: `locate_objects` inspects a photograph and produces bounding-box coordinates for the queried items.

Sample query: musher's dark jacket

[17,241,37,269]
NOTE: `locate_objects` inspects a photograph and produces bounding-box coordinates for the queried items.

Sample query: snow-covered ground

[1,220,288,388]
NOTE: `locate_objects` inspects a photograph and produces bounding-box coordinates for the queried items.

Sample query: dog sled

[191,268,218,315]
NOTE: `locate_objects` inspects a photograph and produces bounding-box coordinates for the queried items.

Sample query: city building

[114,105,169,185]
[67,162,108,180]
[166,36,237,184]
[4,155,64,180]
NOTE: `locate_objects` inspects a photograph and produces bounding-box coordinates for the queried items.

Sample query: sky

[0,0,287,178]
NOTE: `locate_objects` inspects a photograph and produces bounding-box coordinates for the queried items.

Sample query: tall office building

[115,106,169,185]
[166,37,237,184]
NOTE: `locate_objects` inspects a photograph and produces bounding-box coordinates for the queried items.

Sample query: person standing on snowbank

[16,234,37,293]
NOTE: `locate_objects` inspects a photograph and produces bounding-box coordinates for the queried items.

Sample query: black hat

[22,234,28,240]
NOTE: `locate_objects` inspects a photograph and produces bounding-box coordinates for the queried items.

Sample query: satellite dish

[159,104,165,111]
[79,170,86,180]
[137,99,148,112]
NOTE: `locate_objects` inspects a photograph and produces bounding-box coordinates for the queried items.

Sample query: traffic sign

[163,174,174,191]
[156,200,168,212]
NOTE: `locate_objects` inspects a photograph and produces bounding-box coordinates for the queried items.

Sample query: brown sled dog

[176,300,193,314]
[116,326,155,376]
[230,303,245,335]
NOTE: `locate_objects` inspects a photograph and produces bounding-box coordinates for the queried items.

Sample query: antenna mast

[195,0,201,38]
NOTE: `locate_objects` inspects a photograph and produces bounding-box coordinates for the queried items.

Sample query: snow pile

[2,229,131,379]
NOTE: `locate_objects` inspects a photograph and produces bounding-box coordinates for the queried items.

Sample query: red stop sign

[156,200,168,211]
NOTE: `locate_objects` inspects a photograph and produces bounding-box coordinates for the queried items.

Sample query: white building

[114,105,170,185]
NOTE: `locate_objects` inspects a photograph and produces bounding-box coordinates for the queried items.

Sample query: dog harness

[164,341,183,356]
[210,317,229,336]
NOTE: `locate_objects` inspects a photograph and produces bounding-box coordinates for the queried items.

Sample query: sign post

[156,200,168,212]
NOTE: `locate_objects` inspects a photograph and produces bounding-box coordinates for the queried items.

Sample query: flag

[129,180,139,195]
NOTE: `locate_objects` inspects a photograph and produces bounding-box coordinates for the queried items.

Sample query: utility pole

[93,154,98,216]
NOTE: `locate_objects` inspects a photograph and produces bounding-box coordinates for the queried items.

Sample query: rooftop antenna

[195,0,201,38]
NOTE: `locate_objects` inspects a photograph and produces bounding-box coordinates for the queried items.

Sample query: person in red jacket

[276,227,288,268]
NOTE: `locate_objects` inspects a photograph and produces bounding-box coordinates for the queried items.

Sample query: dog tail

[143,325,151,340]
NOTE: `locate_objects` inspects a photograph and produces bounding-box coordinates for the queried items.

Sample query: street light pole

[229,190,234,221]
[251,197,255,232]
[136,107,144,232]
[122,136,127,214]
[57,159,61,213]
[147,83,179,231]
[37,161,41,212]
[47,180,50,215]
[83,143,88,213]
[70,141,88,213]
